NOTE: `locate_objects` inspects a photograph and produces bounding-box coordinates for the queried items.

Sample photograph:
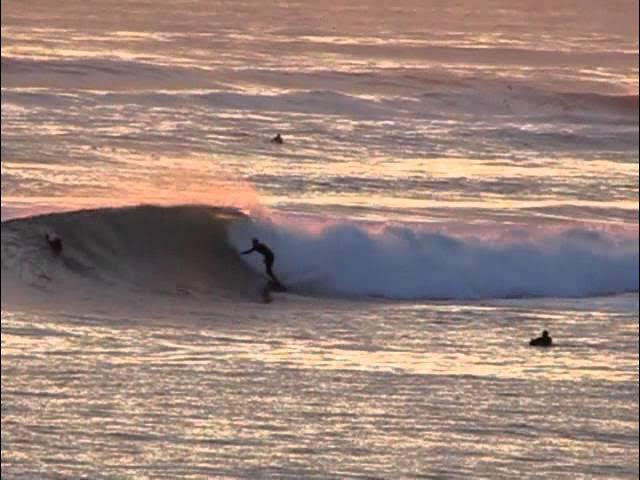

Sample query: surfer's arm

[240,248,255,255]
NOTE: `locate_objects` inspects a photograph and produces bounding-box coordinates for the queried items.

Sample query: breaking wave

[230,213,639,300]
[2,205,636,303]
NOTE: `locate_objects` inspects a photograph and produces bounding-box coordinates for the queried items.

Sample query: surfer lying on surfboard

[241,238,284,287]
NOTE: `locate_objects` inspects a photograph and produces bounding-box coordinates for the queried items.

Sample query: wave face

[1,206,262,301]
[2,205,638,303]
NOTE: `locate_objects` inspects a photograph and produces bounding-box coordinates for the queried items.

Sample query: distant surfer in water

[241,238,282,286]
[271,133,284,144]
[45,233,63,255]
[530,330,552,347]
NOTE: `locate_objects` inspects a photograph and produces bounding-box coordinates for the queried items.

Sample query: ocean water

[1,0,639,478]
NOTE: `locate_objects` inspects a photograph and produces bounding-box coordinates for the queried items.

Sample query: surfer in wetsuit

[241,238,281,285]
[45,233,63,255]
[530,330,552,347]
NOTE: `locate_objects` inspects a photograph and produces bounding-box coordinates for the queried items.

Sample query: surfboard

[259,279,287,303]
[267,279,287,292]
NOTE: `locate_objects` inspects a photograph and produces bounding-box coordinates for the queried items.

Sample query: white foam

[230,217,639,300]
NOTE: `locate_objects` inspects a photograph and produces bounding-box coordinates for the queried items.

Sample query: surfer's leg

[261,284,273,303]
[265,258,277,282]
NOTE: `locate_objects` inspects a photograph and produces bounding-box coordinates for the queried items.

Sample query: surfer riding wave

[241,238,284,287]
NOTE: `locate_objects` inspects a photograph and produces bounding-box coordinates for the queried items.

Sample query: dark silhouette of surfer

[241,238,283,287]
[45,233,63,255]
[271,133,284,144]
[530,330,552,347]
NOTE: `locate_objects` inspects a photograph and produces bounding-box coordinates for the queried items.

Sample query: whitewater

[2,0,639,478]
